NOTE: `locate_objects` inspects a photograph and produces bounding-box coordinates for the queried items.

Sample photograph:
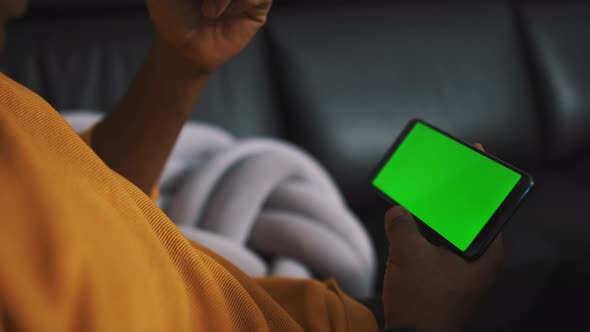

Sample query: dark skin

[384,145,505,332]
[1,1,504,330]
[92,0,273,194]
[383,206,503,331]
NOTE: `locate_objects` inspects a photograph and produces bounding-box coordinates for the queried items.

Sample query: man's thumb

[384,206,419,243]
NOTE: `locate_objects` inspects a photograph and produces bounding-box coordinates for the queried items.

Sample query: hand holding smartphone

[372,119,534,260]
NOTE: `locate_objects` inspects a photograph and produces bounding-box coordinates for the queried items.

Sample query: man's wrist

[148,35,212,84]
[138,35,211,118]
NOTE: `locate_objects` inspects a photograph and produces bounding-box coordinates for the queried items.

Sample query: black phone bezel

[371,119,534,260]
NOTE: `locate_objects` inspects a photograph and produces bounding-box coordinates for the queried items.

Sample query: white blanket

[65,112,376,298]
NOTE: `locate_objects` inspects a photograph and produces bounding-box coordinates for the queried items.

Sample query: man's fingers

[474,143,485,152]
[231,0,272,10]
[226,0,272,20]
[202,0,233,19]
[384,206,420,243]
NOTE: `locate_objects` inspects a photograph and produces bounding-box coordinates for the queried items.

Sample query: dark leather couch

[3,0,590,331]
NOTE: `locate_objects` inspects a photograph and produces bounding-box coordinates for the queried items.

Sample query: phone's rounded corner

[527,176,535,188]
[459,246,485,262]
[409,118,423,125]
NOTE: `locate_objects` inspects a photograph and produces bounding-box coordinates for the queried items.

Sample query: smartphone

[371,119,534,260]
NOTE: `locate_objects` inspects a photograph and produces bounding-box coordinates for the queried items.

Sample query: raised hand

[147,0,272,73]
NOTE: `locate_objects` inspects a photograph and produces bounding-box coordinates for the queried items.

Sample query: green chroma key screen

[373,122,522,251]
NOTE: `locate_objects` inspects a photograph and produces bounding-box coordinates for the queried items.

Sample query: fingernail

[388,206,407,221]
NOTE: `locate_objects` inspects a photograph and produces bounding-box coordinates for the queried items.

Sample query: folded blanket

[64,111,376,298]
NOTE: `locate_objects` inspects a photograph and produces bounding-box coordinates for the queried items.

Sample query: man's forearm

[90,37,209,194]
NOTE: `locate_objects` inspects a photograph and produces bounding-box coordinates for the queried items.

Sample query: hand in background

[382,144,504,332]
[147,0,272,73]
[90,0,272,194]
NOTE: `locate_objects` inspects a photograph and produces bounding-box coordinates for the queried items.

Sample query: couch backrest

[268,2,542,211]
[3,0,590,215]
[2,1,281,138]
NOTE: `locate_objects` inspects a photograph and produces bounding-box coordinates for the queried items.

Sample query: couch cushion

[466,168,590,331]
[519,1,590,158]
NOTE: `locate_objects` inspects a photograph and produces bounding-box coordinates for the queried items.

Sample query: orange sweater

[0,74,378,332]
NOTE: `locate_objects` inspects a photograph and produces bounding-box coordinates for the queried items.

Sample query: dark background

[3,0,590,331]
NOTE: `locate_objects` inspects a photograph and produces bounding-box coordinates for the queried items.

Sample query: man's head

[0,0,27,48]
